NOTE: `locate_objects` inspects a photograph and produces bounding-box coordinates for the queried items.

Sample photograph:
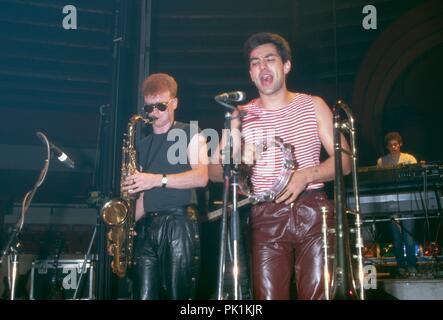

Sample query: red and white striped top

[241,93,324,194]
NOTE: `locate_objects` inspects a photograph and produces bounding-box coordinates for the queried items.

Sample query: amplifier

[30,259,94,300]
[347,190,442,215]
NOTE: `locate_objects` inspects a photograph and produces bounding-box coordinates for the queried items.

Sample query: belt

[251,188,325,209]
[145,205,198,220]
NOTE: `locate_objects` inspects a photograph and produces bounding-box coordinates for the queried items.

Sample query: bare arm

[163,133,209,188]
[135,192,145,221]
[122,133,209,192]
[276,96,351,204]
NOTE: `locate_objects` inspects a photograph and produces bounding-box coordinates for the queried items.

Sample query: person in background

[377,131,418,278]
[377,131,417,167]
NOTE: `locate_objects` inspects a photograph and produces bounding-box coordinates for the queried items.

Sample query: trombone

[323,100,365,300]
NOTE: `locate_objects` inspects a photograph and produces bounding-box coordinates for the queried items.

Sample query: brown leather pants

[250,189,333,300]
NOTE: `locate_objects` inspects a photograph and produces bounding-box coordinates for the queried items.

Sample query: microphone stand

[72,219,98,300]
[230,161,242,300]
[215,100,242,300]
[0,133,51,299]
[81,104,110,300]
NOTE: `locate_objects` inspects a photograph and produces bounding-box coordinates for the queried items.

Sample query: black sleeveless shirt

[137,121,198,212]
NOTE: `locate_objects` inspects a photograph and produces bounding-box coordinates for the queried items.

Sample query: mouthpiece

[146,116,157,124]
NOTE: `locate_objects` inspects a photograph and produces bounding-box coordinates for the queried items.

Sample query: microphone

[215,91,246,103]
[36,132,75,169]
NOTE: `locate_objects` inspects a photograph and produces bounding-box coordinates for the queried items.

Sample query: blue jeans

[390,215,417,272]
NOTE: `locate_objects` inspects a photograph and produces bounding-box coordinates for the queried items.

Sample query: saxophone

[101,114,148,277]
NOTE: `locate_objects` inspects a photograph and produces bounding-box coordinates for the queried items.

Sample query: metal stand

[86,101,114,300]
[215,104,243,300]
[72,218,99,300]
[7,250,19,299]
[0,132,51,299]
[230,165,242,300]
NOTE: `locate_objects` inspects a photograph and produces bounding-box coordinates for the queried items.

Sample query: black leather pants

[250,190,334,300]
[133,205,200,300]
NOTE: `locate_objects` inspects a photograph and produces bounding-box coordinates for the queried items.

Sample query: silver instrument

[239,136,295,204]
[323,100,365,300]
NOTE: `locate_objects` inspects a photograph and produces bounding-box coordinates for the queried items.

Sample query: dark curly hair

[243,32,292,64]
[384,131,403,145]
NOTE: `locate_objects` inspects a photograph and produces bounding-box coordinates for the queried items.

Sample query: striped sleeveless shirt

[241,93,324,194]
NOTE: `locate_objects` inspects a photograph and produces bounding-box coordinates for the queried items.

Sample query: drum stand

[215,104,243,300]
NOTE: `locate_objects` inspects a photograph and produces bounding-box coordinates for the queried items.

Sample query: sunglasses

[143,102,169,114]
[144,98,176,114]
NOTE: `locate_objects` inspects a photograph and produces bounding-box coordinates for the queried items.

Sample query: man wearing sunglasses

[121,73,208,300]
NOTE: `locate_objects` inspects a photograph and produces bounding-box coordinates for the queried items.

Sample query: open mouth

[260,73,273,87]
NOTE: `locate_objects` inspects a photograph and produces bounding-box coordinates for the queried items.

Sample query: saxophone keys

[107,243,116,256]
